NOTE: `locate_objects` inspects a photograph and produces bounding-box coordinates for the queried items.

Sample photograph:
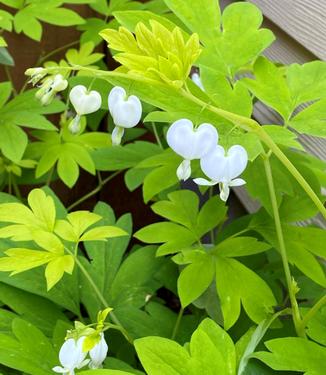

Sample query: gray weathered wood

[248,0,326,61]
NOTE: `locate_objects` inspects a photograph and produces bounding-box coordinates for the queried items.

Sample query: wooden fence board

[248,0,326,61]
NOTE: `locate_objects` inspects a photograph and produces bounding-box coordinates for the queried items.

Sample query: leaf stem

[66,248,133,344]
[67,171,121,211]
[151,122,163,149]
[171,307,184,340]
[300,294,326,329]
[263,155,305,338]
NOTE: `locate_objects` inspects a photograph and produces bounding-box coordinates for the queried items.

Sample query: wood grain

[248,0,326,61]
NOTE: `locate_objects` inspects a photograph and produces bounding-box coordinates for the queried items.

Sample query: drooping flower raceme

[53,337,89,375]
[89,333,108,369]
[108,86,142,145]
[69,85,102,134]
[167,119,218,181]
[194,145,248,201]
[35,74,68,106]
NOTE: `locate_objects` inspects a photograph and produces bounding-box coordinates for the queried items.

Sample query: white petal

[229,178,246,187]
[58,337,87,369]
[109,86,142,128]
[52,74,68,92]
[193,178,217,186]
[69,85,102,116]
[89,334,108,369]
[192,123,219,158]
[200,145,227,182]
[108,86,126,114]
[225,145,248,180]
[68,115,81,135]
[191,72,204,91]
[111,95,142,128]
[167,119,218,160]
[219,183,230,202]
[176,159,191,181]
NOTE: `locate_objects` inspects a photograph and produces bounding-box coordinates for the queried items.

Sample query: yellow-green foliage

[100,20,202,88]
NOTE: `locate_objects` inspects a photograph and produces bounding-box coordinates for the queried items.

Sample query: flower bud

[69,85,102,116]
[108,86,142,128]
[191,72,204,91]
[25,67,47,85]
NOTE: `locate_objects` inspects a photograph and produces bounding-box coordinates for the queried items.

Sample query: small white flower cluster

[26,67,68,106]
[68,85,142,143]
[53,333,108,375]
[167,119,248,202]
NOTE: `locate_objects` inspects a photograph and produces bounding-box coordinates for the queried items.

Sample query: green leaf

[0,47,14,66]
[0,318,57,375]
[216,256,276,329]
[253,337,326,375]
[305,306,326,346]
[135,318,236,375]
[242,57,293,121]
[163,0,221,45]
[178,252,214,307]
[0,283,68,336]
[214,237,271,257]
[151,190,199,230]
[0,82,12,108]
[27,188,56,232]
[80,371,135,375]
[134,222,197,256]
[80,225,128,241]
[0,123,27,162]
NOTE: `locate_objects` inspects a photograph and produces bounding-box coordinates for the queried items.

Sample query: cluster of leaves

[0,0,325,375]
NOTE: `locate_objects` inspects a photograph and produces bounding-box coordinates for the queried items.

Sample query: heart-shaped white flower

[53,337,89,375]
[89,333,108,369]
[194,145,248,201]
[70,85,102,116]
[167,119,218,181]
[108,86,142,128]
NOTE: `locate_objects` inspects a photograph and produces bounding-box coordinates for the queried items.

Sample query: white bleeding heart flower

[68,85,102,134]
[53,337,89,375]
[191,72,204,91]
[108,86,142,145]
[25,67,47,85]
[194,145,248,202]
[89,333,108,369]
[69,85,102,116]
[166,119,218,181]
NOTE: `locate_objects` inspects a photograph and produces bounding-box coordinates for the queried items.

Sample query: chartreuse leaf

[0,318,57,375]
[55,211,127,243]
[0,188,56,240]
[135,318,236,375]
[100,18,201,88]
[66,41,104,67]
[135,190,227,255]
[253,337,326,375]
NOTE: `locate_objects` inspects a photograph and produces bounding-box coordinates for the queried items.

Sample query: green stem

[171,307,184,340]
[4,66,17,96]
[300,294,326,329]
[39,40,80,64]
[43,66,326,219]
[67,249,133,344]
[67,171,121,211]
[46,167,55,187]
[11,176,22,200]
[151,122,163,149]
[263,155,305,338]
